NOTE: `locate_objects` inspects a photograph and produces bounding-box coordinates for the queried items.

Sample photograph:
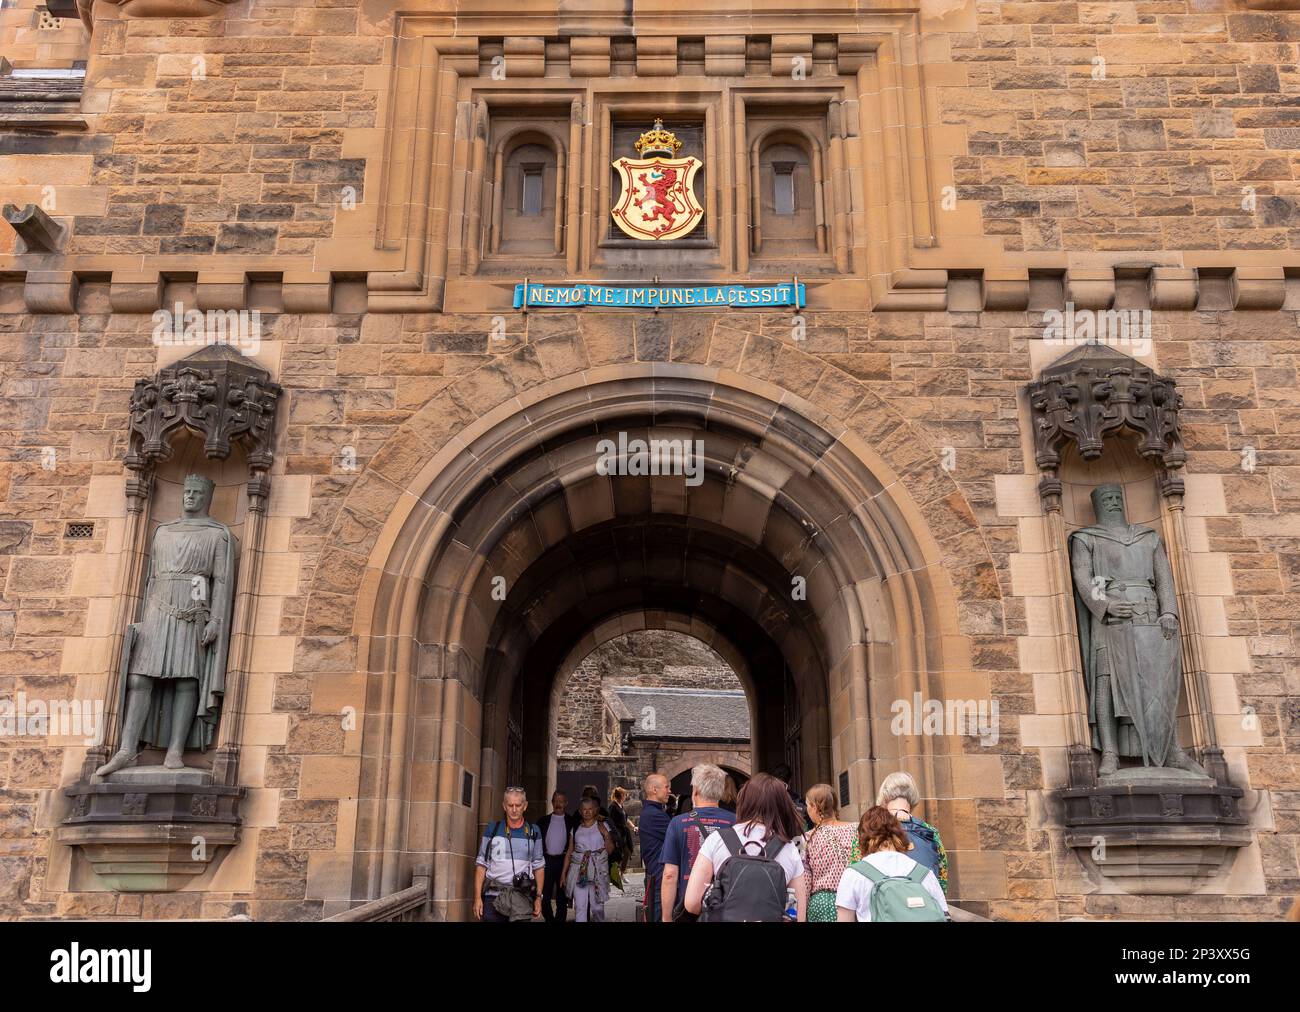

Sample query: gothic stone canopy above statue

[1026,344,1187,504]
[126,345,282,512]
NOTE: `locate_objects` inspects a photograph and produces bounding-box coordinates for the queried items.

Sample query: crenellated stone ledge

[2,264,1300,315]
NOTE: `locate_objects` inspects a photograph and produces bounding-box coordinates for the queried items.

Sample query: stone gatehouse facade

[0,0,1298,921]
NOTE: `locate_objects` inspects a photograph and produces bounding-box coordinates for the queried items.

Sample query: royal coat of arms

[611,119,704,241]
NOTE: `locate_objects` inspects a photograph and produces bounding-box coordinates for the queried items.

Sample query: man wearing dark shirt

[638,772,672,923]
[537,791,577,923]
[660,764,736,920]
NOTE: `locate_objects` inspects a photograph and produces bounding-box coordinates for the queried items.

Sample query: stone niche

[57,345,281,892]
[1025,343,1252,895]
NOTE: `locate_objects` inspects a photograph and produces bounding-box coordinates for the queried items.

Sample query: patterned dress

[803,821,857,922]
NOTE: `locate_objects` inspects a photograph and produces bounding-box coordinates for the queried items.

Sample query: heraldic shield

[611,119,704,241]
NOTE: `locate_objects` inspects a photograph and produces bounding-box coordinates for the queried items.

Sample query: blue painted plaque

[512,282,805,310]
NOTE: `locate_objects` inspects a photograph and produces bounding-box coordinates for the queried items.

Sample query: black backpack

[699,826,788,922]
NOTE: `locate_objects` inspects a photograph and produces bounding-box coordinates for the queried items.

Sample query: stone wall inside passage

[555,630,742,755]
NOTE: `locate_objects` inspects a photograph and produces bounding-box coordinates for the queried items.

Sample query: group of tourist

[475,765,949,922]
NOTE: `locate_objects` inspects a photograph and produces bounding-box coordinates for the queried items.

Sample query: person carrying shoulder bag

[474,787,545,922]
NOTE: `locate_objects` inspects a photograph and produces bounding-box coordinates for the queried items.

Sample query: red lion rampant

[634,167,680,233]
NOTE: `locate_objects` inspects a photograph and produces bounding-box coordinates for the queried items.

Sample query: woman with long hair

[683,772,808,921]
[835,806,947,922]
[801,783,857,922]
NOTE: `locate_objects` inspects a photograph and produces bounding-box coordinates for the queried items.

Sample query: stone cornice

[1,262,1295,315]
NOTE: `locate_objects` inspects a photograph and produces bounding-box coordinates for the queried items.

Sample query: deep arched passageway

[482,514,833,817]
[334,365,973,917]
[668,766,750,803]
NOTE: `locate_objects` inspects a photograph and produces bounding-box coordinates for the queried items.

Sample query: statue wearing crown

[96,474,237,777]
[611,119,704,241]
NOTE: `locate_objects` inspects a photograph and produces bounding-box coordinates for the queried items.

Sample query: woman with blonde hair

[607,785,634,890]
[875,771,948,894]
[801,783,857,922]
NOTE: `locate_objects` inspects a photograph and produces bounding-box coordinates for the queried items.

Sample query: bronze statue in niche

[1069,484,1207,780]
[96,474,236,777]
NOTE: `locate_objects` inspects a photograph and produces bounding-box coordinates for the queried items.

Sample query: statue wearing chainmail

[95,474,236,777]
[1069,484,1206,780]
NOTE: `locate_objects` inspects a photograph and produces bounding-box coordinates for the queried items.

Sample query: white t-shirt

[544,814,569,856]
[835,851,947,921]
[698,820,804,884]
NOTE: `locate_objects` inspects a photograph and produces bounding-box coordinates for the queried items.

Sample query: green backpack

[848,859,946,922]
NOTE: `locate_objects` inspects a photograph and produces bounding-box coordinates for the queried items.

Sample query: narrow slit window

[773,162,796,216]
[521,163,544,217]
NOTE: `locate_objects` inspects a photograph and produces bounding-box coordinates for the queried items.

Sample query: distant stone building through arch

[552,630,752,815]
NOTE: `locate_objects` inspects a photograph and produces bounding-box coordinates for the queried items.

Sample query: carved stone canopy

[125,345,282,513]
[1027,344,1187,506]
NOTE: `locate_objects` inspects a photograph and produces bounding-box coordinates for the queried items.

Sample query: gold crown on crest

[633,119,683,157]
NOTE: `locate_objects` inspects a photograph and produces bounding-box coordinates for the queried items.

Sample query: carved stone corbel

[124,344,282,514]
[80,0,239,30]
[3,203,66,253]
[1060,777,1249,895]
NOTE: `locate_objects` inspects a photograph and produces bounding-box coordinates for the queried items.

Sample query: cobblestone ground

[603,870,643,923]
[529,869,644,923]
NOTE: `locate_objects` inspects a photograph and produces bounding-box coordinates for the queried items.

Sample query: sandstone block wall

[0,0,1297,921]
[0,303,1293,919]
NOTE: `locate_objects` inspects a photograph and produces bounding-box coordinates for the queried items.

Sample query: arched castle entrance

[312,354,982,919]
